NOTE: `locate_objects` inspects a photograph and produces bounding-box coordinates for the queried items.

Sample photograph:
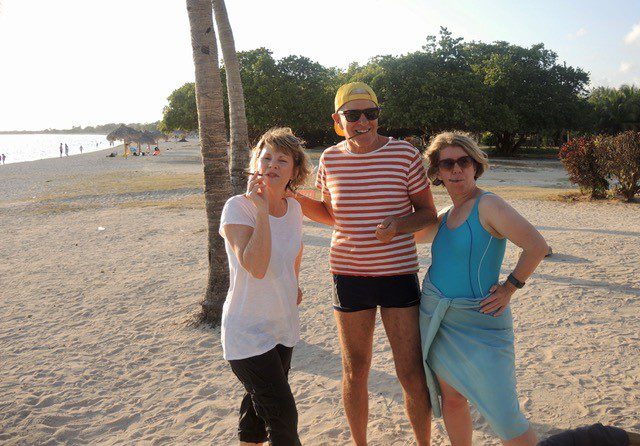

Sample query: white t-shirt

[219,195,303,360]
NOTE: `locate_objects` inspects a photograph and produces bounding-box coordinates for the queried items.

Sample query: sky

[0,0,639,131]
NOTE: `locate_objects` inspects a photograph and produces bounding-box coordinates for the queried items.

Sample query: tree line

[162,27,640,155]
[0,122,160,135]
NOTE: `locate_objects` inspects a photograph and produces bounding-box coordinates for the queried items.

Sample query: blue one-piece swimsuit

[419,192,530,440]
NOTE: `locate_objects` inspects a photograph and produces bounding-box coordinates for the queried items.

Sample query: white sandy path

[0,145,638,445]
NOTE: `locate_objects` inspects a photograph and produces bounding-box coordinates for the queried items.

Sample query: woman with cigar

[415,132,549,445]
[219,127,311,445]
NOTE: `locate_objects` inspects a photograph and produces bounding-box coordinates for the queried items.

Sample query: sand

[0,140,638,445]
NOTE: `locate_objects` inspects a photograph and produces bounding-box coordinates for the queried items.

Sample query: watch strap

[507,273,525,289]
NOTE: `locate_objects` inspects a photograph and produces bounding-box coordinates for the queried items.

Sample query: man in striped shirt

[295,82,437,445]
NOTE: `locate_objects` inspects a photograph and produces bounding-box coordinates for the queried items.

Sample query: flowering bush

[597,131,640,201]
[559,136,609,199]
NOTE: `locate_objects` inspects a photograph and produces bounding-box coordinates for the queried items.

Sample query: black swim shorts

[332,273,421,312]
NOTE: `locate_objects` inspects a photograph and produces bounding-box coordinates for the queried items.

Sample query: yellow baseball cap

[333,82,379,136]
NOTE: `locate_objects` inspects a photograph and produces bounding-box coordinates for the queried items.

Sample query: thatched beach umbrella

[106,125,141,157]
[106,124,139,143]
[133,131,157,152]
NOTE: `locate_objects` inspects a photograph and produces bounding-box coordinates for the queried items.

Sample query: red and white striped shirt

[316,138,430,276]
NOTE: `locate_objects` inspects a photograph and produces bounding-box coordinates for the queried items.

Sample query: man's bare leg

[334,308,377,446]
[380,305,432,446]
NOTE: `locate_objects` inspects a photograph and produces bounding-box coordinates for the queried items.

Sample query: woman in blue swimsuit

[415,132,549,446]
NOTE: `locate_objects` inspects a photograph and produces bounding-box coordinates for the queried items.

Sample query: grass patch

[23,194,204,215]
[117,195,205,210]
[299,185,574,202]
[428,185,573,201]
[483,186,572,201]
[555,190,640,204]
[18,172,205,214]
[484,146,560,159]
[35,172,204,202]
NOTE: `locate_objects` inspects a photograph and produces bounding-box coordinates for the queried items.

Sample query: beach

[0,134,112,165]
[1,140,638,445]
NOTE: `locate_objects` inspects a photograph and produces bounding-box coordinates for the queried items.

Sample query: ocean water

[0,133,113,164]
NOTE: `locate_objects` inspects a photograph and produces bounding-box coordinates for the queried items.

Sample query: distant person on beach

[219,127,311,445]
[1,153,5,164]
[79,145,83,154]
[64,143,68,156]
[293,82,437,445]
[414,132,549,445]
[153,147,160,156]
[59,143,63,157]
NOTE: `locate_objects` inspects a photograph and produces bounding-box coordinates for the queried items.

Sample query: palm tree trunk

[212,0,250,195]
[186,0,231,324]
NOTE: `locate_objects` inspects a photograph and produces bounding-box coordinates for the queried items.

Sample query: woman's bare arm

[479,194,549,315]
[222,214,271,279]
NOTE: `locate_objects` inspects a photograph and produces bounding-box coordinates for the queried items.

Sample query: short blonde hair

[249,127,311,192]
[425,132,489,186]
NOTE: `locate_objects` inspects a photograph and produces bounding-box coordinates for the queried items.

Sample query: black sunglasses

[437,155,474,171]
[338,107,380,122]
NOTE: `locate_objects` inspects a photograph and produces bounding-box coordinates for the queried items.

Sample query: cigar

[347,129,371,140]
[245,172,264,177]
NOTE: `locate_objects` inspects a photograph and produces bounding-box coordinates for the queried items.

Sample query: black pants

[228,344,301,445]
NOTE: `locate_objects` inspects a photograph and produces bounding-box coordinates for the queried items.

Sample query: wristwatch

[506,273,525,289]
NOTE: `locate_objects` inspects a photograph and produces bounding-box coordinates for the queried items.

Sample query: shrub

[559,136,609,199]
[597,131,640,201]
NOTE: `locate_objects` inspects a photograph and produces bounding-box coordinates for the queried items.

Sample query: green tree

[276,55,340,144]
[346,27,589,154]
[221,48,339,146]
[466,41,589,155]
[232,48,281,136]
[350,28,486,137]
[159,82,198,133]
[589,85,640,134]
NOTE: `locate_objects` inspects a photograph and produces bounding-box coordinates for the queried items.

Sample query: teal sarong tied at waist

[419,275,530,441]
